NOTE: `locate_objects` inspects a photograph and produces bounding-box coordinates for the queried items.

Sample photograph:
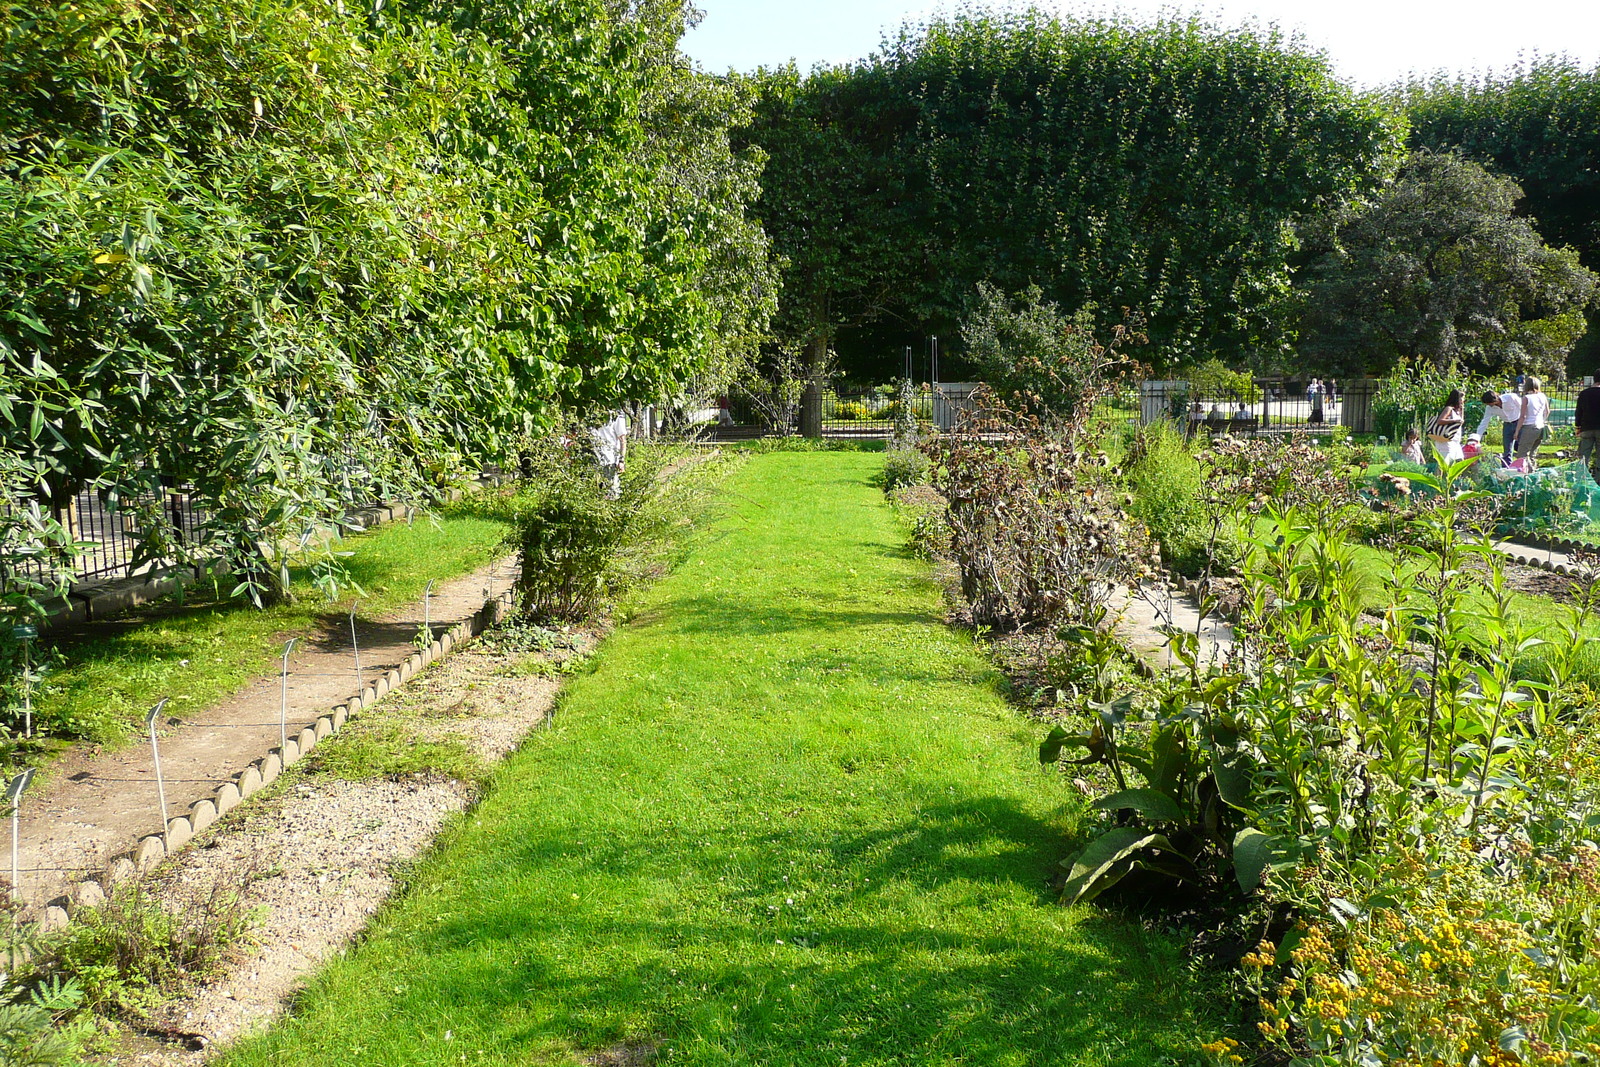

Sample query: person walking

[1427,389,1466,465]
[589,409,630,499]
[1576,377,1600,473]
[1516,377,1550,469]
[1475,388,1523,465]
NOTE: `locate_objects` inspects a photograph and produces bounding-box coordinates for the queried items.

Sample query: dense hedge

[744,9,1399,374]
[0,0,769,598]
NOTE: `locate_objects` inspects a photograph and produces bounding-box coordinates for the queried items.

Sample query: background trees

[744,9,1398,378]
[1296,151,1597,377]
[1402,60,1600,370]
[0,0,771,599]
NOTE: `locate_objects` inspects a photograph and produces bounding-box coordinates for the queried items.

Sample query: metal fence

[2,486,209,591]
[821,390,933,435]
[709,386,940,440]
[1144,377,1359,435]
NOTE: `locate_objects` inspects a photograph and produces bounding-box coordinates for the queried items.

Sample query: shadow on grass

[375,796,1180,1063]
[636,594,931,640]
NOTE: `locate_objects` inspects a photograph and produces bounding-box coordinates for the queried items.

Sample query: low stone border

[1504,546,1581,577]
[34,585,519,932]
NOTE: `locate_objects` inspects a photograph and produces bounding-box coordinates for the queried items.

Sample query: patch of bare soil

[90,631,593,1065]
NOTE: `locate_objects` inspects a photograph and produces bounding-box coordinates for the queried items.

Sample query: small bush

[509,436,726,622]
[512,482,629,623]
[881,450,928,492]
[927,396,1151,631]
[1124,421,1212,576]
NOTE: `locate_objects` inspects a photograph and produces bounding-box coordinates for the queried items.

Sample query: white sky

[684,1,1600,88]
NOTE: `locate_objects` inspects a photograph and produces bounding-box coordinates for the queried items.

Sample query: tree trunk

[799,335,827,439]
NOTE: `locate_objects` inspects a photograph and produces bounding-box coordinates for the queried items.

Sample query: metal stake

[7,768,34,905]
[423,579,435,639]
[145,699,170,846]
[19,628,33,740]
[279,638,296,753]
[348,602,362,687]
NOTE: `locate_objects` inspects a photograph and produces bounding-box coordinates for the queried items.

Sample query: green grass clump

[35,512,509,746]
[1125,420,1217,576]
[222,451,1218,1066]
[306,717,485,785]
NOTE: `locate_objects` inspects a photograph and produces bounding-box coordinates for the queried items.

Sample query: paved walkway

[1111,583,1236,672]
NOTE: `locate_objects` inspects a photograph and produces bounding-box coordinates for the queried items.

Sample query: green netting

[1481,461,1600,533]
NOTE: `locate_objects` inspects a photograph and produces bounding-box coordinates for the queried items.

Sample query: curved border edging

[35,587,518,932]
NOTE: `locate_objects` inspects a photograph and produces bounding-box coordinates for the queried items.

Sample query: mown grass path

[228,452,1213,1066]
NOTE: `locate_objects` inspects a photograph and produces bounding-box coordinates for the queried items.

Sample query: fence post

[1139,381,1188,425]
[1341,378,1380,434]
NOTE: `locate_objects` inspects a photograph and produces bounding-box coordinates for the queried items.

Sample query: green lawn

[34,507,510,746]
[223,451,1217,1067]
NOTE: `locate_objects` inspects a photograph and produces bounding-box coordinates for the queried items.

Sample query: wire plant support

[145,698,171,848]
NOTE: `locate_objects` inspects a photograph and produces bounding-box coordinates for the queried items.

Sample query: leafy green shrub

[1124,421,1211,576]
[960,282,1141,429]
[1178,357,1260,403]
[1,0,772,610]
[0,925,85,1066]
[880,450,928,492]
[1043,461,1600,1064]
[512,472,634,623]
[509,438,725,622]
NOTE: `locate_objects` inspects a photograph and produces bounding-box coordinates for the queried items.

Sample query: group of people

[1305,378,1336,425]
[1187,399,1253,428]
[1408,377,1552,470]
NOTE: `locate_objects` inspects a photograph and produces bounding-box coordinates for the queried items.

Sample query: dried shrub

[926,393,1153,632]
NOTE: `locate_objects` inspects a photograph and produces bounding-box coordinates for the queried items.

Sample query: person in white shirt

[589,410,629,499]
[1476,389,1523,464]
[1515,377,1550,466]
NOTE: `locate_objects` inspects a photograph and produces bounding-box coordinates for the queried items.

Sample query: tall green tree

[0,0,766,600]
[1297,151,1597,377]
[1402,60,1600,368]
[744,8,1397,374]
[741,62,921,377]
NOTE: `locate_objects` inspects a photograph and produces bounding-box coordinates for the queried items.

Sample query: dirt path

[13,556,519,918]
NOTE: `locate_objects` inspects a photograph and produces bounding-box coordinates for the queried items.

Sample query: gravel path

[93,634,588,1065]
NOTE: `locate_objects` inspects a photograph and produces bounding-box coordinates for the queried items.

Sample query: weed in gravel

[48,875,258,1018]
[306,718,484,784]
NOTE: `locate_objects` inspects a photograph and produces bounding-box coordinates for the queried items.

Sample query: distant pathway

[222,451,1217,1067]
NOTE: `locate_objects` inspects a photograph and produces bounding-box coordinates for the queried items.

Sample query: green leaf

[1211,745,1253,809]
[1092,788,1186,823]
[1060,829,1193,906]
[1232,827,1272,892]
